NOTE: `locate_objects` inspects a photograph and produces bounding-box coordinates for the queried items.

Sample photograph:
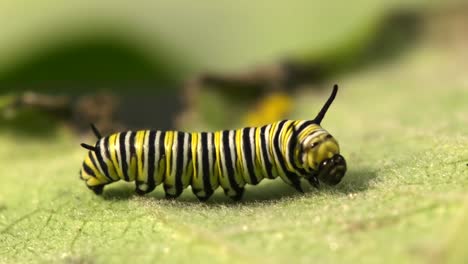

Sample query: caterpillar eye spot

[79,84,346,201]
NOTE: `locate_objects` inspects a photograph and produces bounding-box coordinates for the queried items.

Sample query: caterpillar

[79,85,347,201]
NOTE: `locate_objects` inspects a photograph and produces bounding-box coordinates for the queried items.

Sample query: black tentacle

[314,84,338,125]
[80,143,97,152]
[90,123,102,139]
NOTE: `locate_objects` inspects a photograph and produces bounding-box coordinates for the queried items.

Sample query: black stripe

[104,137,110,159]
[174,132,185,196]
[158,131,166,183]
[224,130,242,192]
[119,132,129,181]
[93,140,112,181]
[242,128,258,185]
[273,121,301,186]
[88,151,100,175]
[82,162,96,177]
[260,125,274,178]
[298,120,315,131]
[129,132,137,178]
[141,131,146,170]
[200,132,212,195]
[104,136,112,162]
[287,123,307,175]
[147,131,156,190]
[104,136,118,178]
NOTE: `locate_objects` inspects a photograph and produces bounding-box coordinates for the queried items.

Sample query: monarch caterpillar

[79,85,346,201]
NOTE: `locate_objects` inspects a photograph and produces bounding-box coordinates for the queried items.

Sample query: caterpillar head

[298,85,347,187]
[79,124,107,195]
[300,129,346,186]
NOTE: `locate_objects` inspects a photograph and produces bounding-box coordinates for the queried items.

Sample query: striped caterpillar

[79,85,346,201]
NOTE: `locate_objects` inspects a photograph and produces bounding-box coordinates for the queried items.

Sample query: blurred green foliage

[0,0,453,92]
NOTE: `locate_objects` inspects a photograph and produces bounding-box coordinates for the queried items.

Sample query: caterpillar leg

[225,188,245,201]
[135,181,156,195]
[291,181,304,193]
[88,185,105,195]
[84,178,107,195]
[164,184,183,199]
[286,172,304,193]
[80,170,108,195]
[192,188,214,202]
[307,176,320,189]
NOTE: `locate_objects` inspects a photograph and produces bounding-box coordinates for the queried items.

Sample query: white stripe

[182,132,189,187]
[154,131,162,185]
[99,139,116,180]
[296,120,305,128]
[284,122,293,166]
[116,133,123,177]
[171,132,178,181]
[91,150,104,176]
[228,130,237,177]
[143,131,150,181]
[249,128,256,166]
[303,130,326,147]
[207,133,213,176]
[271,123,287,179]
[257,126,268,177]
[197,134,203,180]
[220,132,227,179]
[99,139,107,163]
[125,132,131,178]
[264,125,273,174]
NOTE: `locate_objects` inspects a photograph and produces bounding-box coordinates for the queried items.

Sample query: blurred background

[1,0,465,136]
[1,1,468,263]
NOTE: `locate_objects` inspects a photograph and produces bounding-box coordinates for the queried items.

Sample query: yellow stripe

[87,177,103,187]
[254,127,262,167]
[83,158,100,181]
[254,127,268,177]
[90,152,112,183]
[282,121,295,171]
[102,140,119,181]
[136,130,147,182]
[216,131,231,192]
[235,129,244,174]
[299,124,320,139]
[293,121,305,169]
[127,133,139,181]
[191,133,198,181]
[80,170,92,180]
[191,133,203,190]
[84,157,99,177]
[164,131,174,185]
[214,131,222,181]
[268,122,279,176]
